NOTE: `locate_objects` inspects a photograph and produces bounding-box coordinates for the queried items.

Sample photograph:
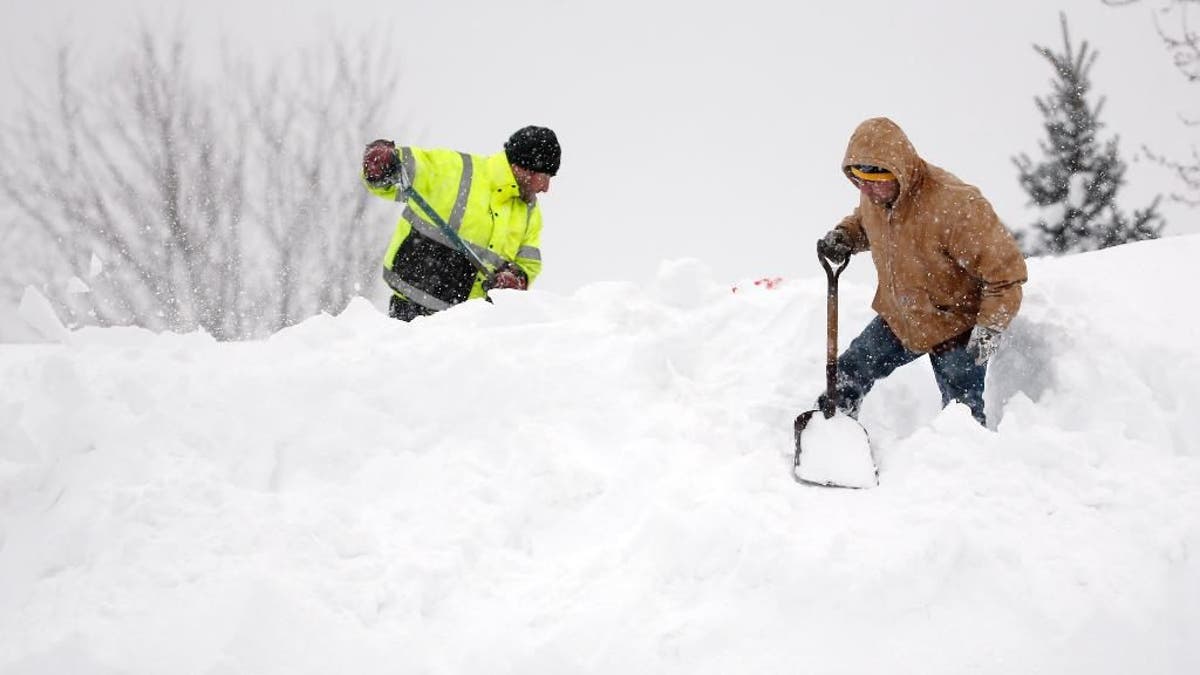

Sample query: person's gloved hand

[362,139,409,189]
[484,263,528,291]
[815,390,861,420]
[966,325,1003,365]
[817,228,853,264]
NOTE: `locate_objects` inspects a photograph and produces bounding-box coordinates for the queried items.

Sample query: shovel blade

[793,410,878,489]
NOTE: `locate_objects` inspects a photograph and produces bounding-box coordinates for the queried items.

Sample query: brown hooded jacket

[836,117,1027,353]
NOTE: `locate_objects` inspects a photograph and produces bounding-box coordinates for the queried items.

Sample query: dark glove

[815,390,861,420]
[966,325,1003,365]
[362,139,409,189]
[483,263,528,291]
[817,228,853,264]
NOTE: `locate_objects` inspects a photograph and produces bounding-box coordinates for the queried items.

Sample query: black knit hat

[504,125,561,176]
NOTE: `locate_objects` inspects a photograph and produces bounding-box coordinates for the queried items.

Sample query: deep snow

[2,236,1199,674]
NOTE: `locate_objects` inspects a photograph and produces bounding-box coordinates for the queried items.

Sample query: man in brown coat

[816,117,1027,426]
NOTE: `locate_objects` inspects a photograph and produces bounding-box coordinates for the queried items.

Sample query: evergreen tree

[1014,13,1165,256]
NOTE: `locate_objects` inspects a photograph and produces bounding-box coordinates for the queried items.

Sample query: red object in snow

[731,276,785,293]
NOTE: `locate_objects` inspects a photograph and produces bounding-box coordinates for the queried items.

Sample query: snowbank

[1,238,1198,674]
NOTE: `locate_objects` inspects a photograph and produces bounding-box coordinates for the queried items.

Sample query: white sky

[2,235,1199,672]
[1,0,1196,297]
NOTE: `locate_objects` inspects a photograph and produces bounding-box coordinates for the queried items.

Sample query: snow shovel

[404,188,497,288]
[792,244,878,489]
[380,186,502,301]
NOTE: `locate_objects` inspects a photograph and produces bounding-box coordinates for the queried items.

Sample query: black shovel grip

[816,241,850,281]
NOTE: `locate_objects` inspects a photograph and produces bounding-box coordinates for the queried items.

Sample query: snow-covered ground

[1,236,1198,674]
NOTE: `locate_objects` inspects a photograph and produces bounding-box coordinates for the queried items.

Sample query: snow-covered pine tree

[1013,13,1165,256]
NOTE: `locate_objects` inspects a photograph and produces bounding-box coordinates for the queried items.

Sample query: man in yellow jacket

[361,126,560,321]
[816,117,1027,426]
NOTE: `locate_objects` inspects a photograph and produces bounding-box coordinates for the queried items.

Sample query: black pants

[388,295,436,322]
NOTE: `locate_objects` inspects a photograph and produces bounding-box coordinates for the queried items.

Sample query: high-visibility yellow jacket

[364,147,543,312]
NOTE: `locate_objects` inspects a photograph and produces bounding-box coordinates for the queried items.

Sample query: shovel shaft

[826,273,838,394]
[817,244,849,417]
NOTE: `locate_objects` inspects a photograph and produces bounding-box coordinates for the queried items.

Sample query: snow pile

[1,239,1199,674]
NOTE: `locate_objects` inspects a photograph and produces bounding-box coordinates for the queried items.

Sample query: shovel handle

[817,245,850,283]
[817,244,849,418]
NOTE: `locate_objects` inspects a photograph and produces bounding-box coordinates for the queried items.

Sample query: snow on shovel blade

[793,410,878,489]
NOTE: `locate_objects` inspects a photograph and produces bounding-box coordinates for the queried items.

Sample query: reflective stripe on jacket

[364,147,543,311]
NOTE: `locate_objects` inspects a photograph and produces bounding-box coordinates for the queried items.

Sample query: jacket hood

[841,117,925,206]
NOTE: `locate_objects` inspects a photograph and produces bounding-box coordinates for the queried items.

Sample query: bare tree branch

[1104,0,1200,203]
[0,24,402,339]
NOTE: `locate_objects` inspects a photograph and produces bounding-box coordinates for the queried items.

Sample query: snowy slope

[1,237,1199,674]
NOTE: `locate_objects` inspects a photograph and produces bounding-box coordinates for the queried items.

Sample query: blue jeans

[826,316,987,425]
